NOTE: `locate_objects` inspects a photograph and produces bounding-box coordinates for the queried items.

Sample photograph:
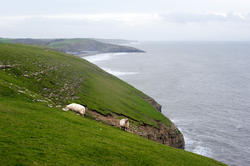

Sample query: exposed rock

[85,108,184,149]
[129,122,185,149]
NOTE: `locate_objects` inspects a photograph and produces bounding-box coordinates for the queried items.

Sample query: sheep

[120,118,129,131]
[63,103,86,116]
[0,65,11,69]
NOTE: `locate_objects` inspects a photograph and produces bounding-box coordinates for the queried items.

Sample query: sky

[1,0,250,41]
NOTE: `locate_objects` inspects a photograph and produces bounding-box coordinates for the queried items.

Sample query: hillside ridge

[0,38,144,56]
[0,43,184,148]
[0,43,228,165]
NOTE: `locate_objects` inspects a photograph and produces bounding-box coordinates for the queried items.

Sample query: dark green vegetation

[0,43,226,165]
[0,38,144,55]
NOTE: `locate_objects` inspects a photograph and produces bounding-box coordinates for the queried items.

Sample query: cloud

[1,12,250,40]
[0,13,162,27]
[1,12,250,27]
[161,12,250,24]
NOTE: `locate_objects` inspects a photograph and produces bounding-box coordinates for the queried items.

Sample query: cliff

[0,43,227,166]
[86,108,184,149]
[143,95,162,112]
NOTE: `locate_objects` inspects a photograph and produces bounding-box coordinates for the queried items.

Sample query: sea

[83,41,250,166]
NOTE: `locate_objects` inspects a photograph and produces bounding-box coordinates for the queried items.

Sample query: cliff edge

[0,43,184,149]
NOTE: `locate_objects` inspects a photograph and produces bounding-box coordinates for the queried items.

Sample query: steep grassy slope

[0,83,226,166]
[0,38,144,55]
[0,43,167,127]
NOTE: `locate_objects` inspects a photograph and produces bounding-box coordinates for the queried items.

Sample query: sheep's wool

[120,119,129,128]
[64,103,86,116]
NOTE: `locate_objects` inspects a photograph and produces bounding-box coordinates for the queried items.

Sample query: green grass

[0,43,226,165]
[0,38,144,54]
[47,38,89,48]
[0,89,225,166]
[0,43,169,127]
[0,38,14,43]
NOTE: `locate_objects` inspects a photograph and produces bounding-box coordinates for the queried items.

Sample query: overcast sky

[1,0,250,41]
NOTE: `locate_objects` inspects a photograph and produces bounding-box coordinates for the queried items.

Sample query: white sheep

[120,118,129,131]
[63,103,86,116]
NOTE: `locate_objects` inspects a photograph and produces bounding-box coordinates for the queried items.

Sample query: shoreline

[75,50,145,57]
[81,50,185,149]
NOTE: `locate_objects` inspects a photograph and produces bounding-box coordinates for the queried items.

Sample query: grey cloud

[1,12,250,40]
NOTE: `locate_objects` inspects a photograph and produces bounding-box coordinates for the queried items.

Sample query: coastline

[82,51,185,149]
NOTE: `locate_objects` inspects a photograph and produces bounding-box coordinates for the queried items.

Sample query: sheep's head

[62,107,69,111]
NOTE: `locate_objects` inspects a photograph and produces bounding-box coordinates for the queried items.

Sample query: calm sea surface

[84,41,250,166]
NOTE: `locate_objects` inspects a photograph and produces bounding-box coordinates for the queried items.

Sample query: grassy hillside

[0,38,144,55]
[0,43,226,165]
[0,43,168,127]
[0,85,225,166]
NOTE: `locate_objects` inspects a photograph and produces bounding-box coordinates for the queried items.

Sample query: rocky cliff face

[143,95,162,112]
[86,108,185,149]
[128,122,184,149]
[135,96,185,148]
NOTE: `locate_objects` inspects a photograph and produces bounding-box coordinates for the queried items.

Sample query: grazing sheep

[120,118,129,131]
[63,103,85,116]
[0,65,11,69]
